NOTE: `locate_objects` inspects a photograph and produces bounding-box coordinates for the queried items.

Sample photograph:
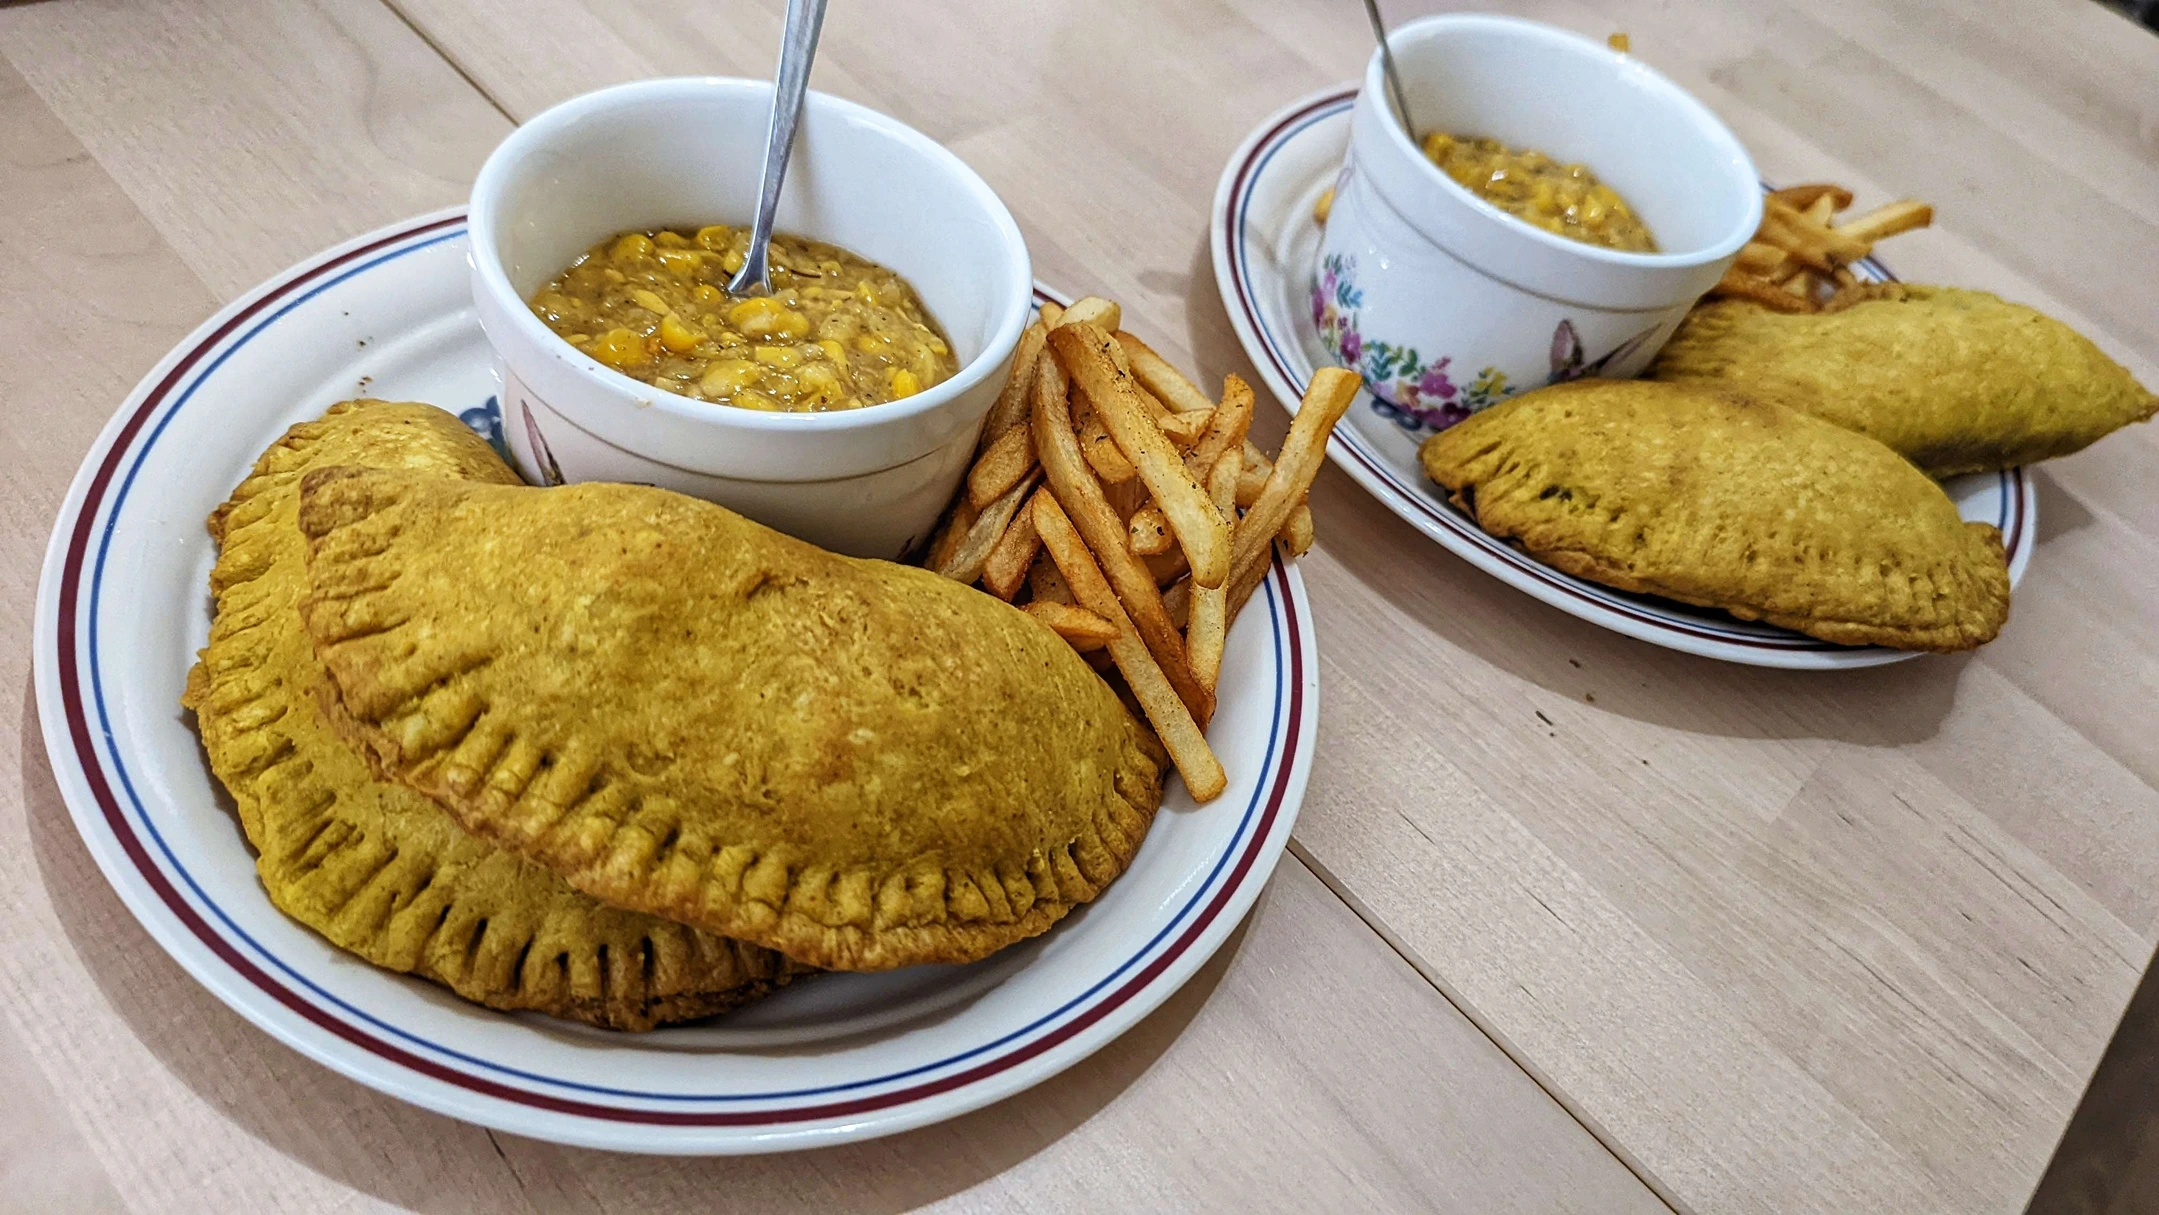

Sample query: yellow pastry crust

[1419,380,2011,652]
[1650,286,2156,476]
[184,400,797,1029]
[296,469,1166,972]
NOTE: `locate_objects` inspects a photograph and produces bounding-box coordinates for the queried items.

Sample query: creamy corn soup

[529,226,959,412]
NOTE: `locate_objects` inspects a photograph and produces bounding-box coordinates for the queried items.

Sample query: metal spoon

[1360,0,1417,138]
[727,0,830,296]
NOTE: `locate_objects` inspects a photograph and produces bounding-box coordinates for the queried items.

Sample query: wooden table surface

[3,1,2154,1211]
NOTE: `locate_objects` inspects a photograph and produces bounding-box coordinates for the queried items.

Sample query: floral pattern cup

[1315,15,1761,436]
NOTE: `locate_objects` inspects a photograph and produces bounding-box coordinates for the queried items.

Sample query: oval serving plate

[33,209,1316,1154]
[1211,85,2035,670]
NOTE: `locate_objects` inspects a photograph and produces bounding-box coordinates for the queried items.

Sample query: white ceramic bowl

[468,77,1032,558]
[1314,15,1759,431]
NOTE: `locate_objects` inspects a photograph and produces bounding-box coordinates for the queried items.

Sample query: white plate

[33,209,1316,1154]
[1211,86,2036,670]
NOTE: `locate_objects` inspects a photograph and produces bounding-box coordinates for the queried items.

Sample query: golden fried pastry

[1650,287,2156,476]
[297,469,1166,972]
[1419,380,2010,651]
[184,401,796,1029]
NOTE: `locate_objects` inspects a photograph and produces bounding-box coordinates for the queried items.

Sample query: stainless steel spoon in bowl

[727,0,830,296]
[1360,0,1417,138]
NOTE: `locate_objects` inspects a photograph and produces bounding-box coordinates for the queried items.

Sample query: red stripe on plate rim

[1219,88,2032,654]
[51,214,1307,1126]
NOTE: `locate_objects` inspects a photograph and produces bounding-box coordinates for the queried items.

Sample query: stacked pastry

[1420,287,2154,651]
[186,401,1164,1029]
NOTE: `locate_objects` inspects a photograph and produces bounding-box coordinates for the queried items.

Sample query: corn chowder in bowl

[531,226,957,413]
[467,77,1032,560]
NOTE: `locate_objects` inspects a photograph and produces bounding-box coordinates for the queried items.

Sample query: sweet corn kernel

[589,327,650,369]
[534,228,964,411]
[658,313,705,354]
[721,249,746,273]
[798,362,842,399]
[728,296,810,339]
[698,358,761,395]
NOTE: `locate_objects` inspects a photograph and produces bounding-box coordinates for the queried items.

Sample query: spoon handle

[1360,0,1416,139]
[730,0,829,295]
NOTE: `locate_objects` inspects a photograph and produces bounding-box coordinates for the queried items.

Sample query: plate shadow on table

[1179,236,1994,752]
[21,674,1241,1209]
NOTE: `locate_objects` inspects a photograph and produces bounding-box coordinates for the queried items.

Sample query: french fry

[1022,599,1118,650]
[1822,281,1909,313]
[1767,183,1854,213]
[1706,263,1818,313]
[1037,299,1063,328]
[1115,331,1216,416]
[1801,194,1837,226]
[1128,503,1172,555]
[1048,325,1230,590]
[924,496,976,573]
[1734,241,1790,276]
[966,422,1036,508]
[1034,493,1226,802]
[977,321,1047,447]
[934,470,1036,584]
[1188,450,1240,697]
[1075,393,1139,483]
[1163,578,1190,630]
[1053,295,1120,333]
[1189,374,1256,474]
[1143,546,1188,587]
[1028,549,1074,604]
[1835,198,1933,245]
[982,489,1044,599]
[1226,368,1357,615]
[1760,197,1872,270]
[1157,409,1213,446]
[1030,350,1211,719]
[1279,503,1315,558]
[1208,449,1240,519]
[1236,442,1272,506]
[1101,474,1151,522]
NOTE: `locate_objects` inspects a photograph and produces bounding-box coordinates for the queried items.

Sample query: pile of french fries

[1710,184,1934,313]
[925,295,1357,803]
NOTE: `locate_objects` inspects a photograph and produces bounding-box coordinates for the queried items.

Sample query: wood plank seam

[1288,838,1688,1215]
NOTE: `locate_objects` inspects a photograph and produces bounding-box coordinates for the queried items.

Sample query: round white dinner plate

[1211,85,2036,670]
[33,209,1317,1154]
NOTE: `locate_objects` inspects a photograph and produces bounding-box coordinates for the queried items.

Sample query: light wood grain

[388,2,2159,1211]
[4,0,2156,1211]
[0,7,1658,1212]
